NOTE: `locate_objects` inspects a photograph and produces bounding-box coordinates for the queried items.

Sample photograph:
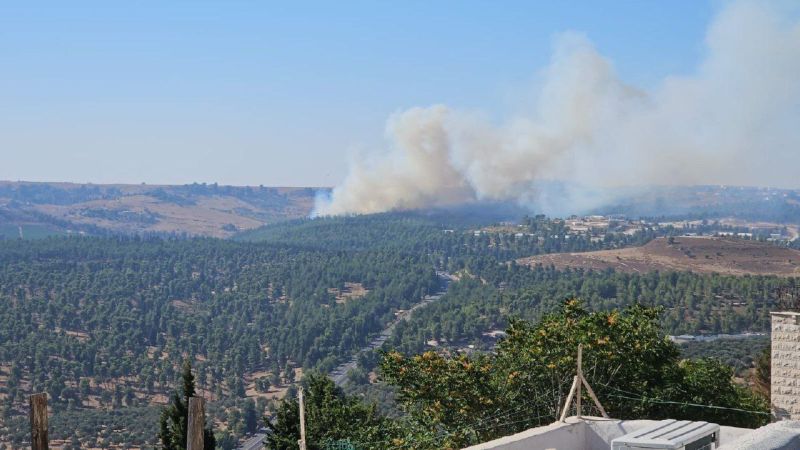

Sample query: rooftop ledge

[771,311,800,326]
[461,416,800,450]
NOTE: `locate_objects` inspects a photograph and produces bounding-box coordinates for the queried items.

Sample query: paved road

[329,271,453,386]
[239,433,266,450]
[241,272,454,447]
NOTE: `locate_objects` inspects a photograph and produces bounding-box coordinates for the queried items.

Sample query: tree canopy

[159,361,216,450]
[266,301,769,450]
[266,373,398,450]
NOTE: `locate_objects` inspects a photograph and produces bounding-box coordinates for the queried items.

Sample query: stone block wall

[771,312,800,420]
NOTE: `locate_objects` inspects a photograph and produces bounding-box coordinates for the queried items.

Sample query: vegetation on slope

[388,266,787,357]
[267,302,768,450]
[0,234,437,447]
[0,212,788,447]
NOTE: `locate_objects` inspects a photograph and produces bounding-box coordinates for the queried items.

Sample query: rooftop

[461,416,800,450]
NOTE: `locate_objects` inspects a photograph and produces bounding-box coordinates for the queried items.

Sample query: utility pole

[576,344,582,419]
[29,393,48,450]
[186,396,205,450]
[298,387,307,450]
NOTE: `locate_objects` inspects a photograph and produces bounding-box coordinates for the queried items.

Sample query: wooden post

[29,393,49,450]
[560,345,609,421]
[187,396,205,450]
[559,376,579,422]
[576,344,583,419]
[298,387,307,450]
[582,377,609,418]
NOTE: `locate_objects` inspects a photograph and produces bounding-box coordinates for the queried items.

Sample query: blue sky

[0,1,716,186]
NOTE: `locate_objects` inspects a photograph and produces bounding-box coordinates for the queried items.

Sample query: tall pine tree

[159,360,216,450]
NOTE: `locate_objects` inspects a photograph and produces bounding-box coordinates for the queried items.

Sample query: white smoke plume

[314,1,800,217]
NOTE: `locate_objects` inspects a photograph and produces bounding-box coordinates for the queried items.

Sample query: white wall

[461,417,756,450]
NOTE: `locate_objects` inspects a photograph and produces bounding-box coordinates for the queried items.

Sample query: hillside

[519,236,800,276]
[1,214,793,448]
[0,234,440,447]
[0,181,321,238]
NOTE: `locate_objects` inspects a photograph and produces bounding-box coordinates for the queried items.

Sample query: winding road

[239,433,266,450]
[328,270,453,386]
[239,271,453,449]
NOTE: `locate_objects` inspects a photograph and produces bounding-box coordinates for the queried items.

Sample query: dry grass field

[519,236,800,276]
[0,181,321,237]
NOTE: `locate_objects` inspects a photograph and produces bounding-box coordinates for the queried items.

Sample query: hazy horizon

[2,1,798,219]
[2,1,717,187]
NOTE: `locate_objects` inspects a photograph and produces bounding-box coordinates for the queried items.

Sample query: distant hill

[4,182,800,239]
[0,181,323,238]
[519,236,800,276]
[589,185,800,221]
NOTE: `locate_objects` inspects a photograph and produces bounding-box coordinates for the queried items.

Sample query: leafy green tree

[215,430,237,450]
[256,377,271,393]
[657,358,768,428]
[243,399,259,434]
[265,373,397,450]
[754,346,771,399]
[380,300,769,448]
[158,361,216,450]
[0,213,784,447]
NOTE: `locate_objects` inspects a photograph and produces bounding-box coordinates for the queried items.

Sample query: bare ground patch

[328,282,369,304]
[519,237,800,276]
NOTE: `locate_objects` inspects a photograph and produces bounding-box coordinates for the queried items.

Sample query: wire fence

[319,339,773,450]
[598,383,771,417]
[329,379,771,449]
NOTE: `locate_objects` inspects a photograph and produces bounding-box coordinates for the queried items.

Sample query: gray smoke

[314,1,800,217]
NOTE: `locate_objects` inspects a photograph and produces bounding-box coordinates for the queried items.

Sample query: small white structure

[610,420,718,450]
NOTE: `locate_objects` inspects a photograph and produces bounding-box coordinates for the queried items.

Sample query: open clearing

[0,181,320,237]
[519,237,800,276]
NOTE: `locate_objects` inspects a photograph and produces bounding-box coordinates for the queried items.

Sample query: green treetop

[158,361,216,450]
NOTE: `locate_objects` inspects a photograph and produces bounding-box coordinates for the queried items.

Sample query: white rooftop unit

[611,419,720,450]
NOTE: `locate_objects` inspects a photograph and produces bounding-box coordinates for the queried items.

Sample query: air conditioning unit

[611,419,720,450]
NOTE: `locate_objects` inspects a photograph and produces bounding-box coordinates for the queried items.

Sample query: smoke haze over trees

[315,1,800,217]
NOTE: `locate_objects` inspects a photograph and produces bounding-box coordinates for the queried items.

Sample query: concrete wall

[461,418,755,450]
[461,418,585,450]
[718,421,800,450]
[771,312,800,420]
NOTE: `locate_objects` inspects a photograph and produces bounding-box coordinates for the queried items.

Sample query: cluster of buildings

[548,215,794,243]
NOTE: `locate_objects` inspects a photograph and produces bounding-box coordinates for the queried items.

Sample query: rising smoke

[314,1,800,217]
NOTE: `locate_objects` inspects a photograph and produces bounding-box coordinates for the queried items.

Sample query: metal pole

[576,344,582,419]
[298,387,307,450]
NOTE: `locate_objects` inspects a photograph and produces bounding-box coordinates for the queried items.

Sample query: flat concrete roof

[461,417,800,450]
